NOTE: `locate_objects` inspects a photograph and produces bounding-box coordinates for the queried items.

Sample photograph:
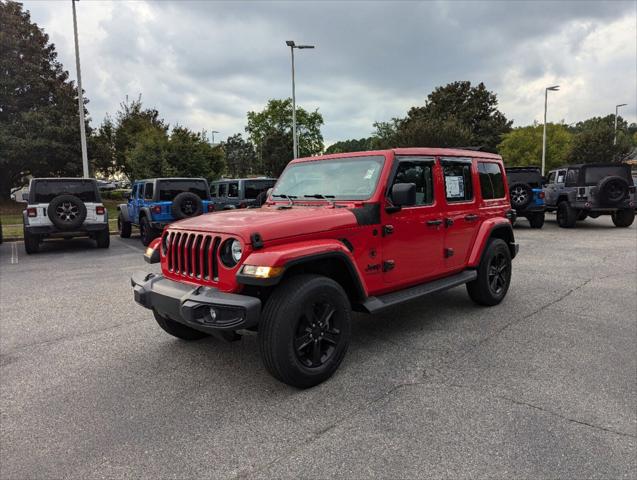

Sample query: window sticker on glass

[446,175,464,198]
[364,168,375,180]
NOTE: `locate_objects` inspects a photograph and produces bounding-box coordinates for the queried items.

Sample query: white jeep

[22,178,110,253]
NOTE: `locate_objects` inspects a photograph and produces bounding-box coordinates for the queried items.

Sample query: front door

[439,157,480,273]
[382,156,445,287]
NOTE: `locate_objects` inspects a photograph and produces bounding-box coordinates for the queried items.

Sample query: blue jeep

[505,167,546,228]
[117,177,213,245]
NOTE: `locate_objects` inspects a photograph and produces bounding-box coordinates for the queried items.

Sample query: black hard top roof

[136,177,207,182]
[505,166,541,172]
[551,163,630,170]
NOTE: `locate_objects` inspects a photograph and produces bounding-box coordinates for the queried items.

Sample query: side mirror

[21,192,29,202]
[390,183,416,208]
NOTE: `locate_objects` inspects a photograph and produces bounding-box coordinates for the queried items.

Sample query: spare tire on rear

[171,192,203,219]
[509,183,533,209]
[48,194,87,230]
[597,176,629,206]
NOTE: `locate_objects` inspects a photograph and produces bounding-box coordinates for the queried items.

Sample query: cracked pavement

[1,215,635,479]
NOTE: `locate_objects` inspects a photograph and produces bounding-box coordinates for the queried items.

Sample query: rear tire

[528,212,545,229]
[23,227,39,254]
[467,238,512,306]
[96,228,110,248]
[153,311,208,340]
[611,209,635,228]
[118,213,132,238]
[259,274,351,388]
[557,201,577,228]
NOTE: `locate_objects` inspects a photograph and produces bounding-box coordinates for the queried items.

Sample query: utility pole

[541,85,559,176]
[614,104,627,145]
[72,0,89,178]
[211,130,219,145]
[286,40,314,159]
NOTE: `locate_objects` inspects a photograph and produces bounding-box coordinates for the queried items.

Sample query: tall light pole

[211,130,219,145]
[541,85,559,176]
[614,103,627,145]
[286,40,314,159]
[71,0,89,178]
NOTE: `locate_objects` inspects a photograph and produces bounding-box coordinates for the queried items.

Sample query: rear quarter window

[32,180,99,203]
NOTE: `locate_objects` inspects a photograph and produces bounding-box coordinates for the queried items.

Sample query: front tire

[611,209,635,228]
[557,201,577,228]
[139,216,158,246]
[467,238,512,306]
[23,227,39,254]
[259,274,351,389]
[153,311,208,340]
[527,212,545,229]
[118,213,132,238]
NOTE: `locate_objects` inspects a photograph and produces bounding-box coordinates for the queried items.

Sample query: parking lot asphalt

[1,214,635,479]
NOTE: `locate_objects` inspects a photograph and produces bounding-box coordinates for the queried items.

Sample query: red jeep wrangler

[132,148,518,388]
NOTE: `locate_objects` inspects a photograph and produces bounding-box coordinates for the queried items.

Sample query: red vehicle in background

[132,148,518,388]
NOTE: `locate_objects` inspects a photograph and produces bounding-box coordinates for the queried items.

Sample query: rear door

[381,156,445,287]
[440,157,480,273]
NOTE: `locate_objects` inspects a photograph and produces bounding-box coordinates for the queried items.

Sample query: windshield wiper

[304,193,336,207]
[272,194,297,207]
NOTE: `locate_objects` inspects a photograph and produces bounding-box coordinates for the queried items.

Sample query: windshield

[272,156,385,201]
[157,180,209,201]
[32,180,99,203]
[583,166,631,185]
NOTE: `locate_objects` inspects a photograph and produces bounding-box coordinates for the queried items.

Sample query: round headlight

[231,239,242,262]
[220,238,242,268]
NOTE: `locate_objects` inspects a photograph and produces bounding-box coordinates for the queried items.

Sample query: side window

[144,182,154,200]
[547,172,556,184]
[218,183,227,197]
[478,162,505,199]
[441,159,473,202]
[228,182,239,198]
[392,158,435,206]
[556,170,566,184]
[210,184,218,198]
[565,169,579,186]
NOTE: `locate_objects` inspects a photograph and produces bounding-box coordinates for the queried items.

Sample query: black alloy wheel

[294,301,342,368]
[487,251,510,296]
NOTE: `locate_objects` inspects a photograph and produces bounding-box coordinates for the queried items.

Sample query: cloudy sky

[25,0,637,145]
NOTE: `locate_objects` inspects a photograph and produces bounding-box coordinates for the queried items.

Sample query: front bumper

[25,222,108,235]
[131,271,261,332]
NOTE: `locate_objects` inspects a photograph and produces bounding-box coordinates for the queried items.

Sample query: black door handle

[426,219,442,226]
[465,214,479,221]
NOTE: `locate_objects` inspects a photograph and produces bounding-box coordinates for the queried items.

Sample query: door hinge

[444,248,454,258]
[382,260,395,272]
[382,225,394,236]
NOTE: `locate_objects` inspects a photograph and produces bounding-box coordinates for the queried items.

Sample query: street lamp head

[286,40,295,47]
[297,45,315,49]
[547,85,560,91]
[616,103,627,108]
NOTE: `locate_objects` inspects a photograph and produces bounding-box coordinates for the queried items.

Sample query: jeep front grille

[164,231,221,281]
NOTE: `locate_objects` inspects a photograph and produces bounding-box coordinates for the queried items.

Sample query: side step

[359,270,477,314]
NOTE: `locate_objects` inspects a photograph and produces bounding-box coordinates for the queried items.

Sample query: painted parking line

[10,242,19,264]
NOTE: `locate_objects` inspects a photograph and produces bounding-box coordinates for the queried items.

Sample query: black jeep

[544,163,635,228]
[505,167,546,228]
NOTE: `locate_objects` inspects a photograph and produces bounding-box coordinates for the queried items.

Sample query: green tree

[222,133,257,177]
[0,1,89,198]
[325,137,374,154]
[568,115,633,163]
[498,123,573,170]
[374,81,511,152]
[246,98,324,176]
[90,116,116,177]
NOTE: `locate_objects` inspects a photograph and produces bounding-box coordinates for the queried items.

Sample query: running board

[359,270,477,314]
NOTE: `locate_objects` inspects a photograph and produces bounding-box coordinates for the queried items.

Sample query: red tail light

[152,205,162,214]
[27,207,37,217]
[96,206,105,215]
[538,191,545,199]
[207,204,215,212]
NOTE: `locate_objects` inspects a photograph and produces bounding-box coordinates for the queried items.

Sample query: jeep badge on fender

[131,148,519,388]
